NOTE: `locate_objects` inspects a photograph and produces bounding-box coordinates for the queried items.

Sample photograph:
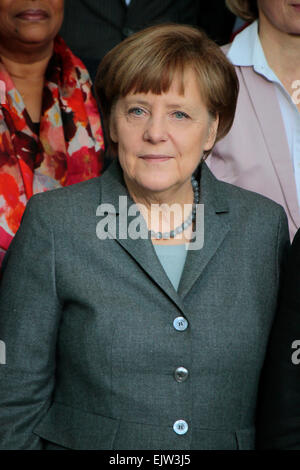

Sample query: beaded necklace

[150,176,199,240]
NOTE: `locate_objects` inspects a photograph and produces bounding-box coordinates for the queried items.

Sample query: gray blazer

[0,161,289,450]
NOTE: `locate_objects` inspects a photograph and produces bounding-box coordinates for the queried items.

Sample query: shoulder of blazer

[201,163,287,233]
[217,177,286,219]
[28,176,103,221]
[27,160,125,221]
[28,161,286,236]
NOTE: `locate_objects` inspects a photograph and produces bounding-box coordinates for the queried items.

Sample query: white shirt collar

[227,20,278,83]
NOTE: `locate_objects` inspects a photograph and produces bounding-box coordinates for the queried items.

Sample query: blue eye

[129,107,144,116]
[174,111,189,119]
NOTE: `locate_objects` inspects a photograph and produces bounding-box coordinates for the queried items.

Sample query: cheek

[0,8,12,24]
[49,0,64,22]
[117,133,145,177]
[259,0,283,26]
[51,0,64,10]
[117,144,138,178]
[118,136,140,159]
[114,119,143,151]
[180,127,209,153]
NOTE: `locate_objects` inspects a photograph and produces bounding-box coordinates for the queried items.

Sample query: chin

[18,26,53,42]
[138,178,176,194]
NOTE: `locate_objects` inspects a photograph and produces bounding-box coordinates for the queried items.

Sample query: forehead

[123,68,203,104]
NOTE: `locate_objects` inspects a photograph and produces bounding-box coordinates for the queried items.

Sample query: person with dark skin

[0,0,105,266]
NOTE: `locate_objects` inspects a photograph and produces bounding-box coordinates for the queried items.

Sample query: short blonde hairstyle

[225,0,258,22]
[95,23,239,157]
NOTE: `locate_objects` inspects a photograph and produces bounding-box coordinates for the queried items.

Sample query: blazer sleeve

[0,195,62,449]
[256,228,300,449]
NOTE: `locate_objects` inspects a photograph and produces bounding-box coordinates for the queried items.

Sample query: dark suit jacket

[0,161,289,450]
[59,0,235,81]
[256,229,300,449]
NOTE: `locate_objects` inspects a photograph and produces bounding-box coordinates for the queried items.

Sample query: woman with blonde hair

[208,0,300,240]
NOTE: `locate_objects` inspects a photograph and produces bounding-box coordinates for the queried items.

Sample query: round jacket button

[173,316,188,331]
[174,366,189,382]
[173,420,188,435]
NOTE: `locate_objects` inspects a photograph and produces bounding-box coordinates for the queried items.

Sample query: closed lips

[139,155,174,160]
[16,9,49,20]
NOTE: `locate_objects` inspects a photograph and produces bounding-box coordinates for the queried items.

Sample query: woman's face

[110,68,219,198]
[0,0,64,49]
[258,0,300,35]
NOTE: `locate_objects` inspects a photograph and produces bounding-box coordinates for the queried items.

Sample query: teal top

[153,244,188,291]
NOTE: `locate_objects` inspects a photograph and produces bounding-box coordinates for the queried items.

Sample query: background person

[0,24,289,450]
[59,0,236,81]
[256,228,300,449]
[207,0,300,240]
[0,0,105,267]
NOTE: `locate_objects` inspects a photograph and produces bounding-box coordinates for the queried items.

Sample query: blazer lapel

[115,228,186,311]
[99,161,186,312]
[240,67,300,230]
[178,164,230,299]
[99,161,231,307]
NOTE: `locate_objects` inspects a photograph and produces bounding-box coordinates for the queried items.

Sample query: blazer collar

[99,160,230,313]
[177,164,230,299]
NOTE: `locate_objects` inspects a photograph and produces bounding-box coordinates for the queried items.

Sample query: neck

[0,42,53,80]
[258,14,300,83]
[125,176,194,210]
[124,175,195,235]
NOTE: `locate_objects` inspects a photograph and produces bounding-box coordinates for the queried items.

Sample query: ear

[109,112,118,143]
[203,114,219,151]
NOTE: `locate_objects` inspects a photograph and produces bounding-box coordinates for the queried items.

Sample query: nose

[143,114,168,144]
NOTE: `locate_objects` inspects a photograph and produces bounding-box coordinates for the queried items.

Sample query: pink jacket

[207,63,300,240]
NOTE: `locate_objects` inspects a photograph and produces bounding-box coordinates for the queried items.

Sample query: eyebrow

[166,103,190,109]
[123,99,151,106]
[123,98,194,110]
